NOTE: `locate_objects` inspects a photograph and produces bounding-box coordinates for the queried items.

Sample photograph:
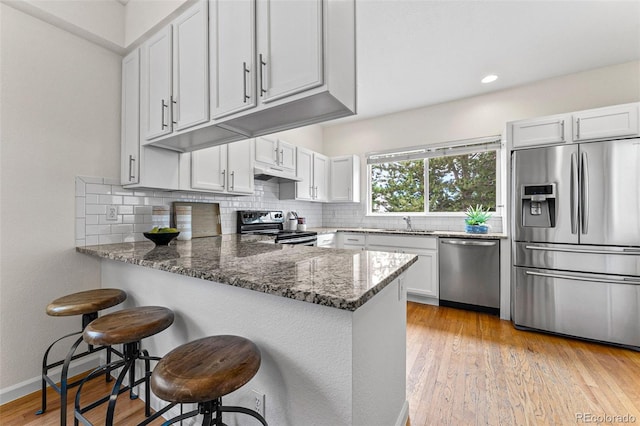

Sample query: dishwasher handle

[440,239,497,247]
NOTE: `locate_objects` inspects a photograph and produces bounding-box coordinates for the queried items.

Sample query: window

[368,137,500,214]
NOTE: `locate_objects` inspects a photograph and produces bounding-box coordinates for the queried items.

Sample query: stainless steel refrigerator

[512,138,640,350]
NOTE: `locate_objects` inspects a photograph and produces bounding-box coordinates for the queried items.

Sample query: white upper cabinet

[573,103,639,142]
[510,114,570,149]
[254,136,296,174]
[210,0,256,119]
[142,27,173,140]
[312,152,329,201]
[141,0,208,141]
[330,155,360,202]
[121,49,180,189]
[226,139,255,194]
[281,147,328,202]
[121,49,140,185]
[256,0,323,103]
[509,102,640,150]
[145,0,355,151]
[190,139,254,195]
[172,0,209,131]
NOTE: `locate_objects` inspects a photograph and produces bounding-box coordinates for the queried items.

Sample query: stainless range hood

[254,166,302,182]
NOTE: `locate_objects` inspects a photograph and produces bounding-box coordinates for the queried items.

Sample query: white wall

[0,5,121,399]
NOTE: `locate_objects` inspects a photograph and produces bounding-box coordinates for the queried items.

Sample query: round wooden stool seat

[151,335,261,403]
[46,288,127,317]
[83,306,174,346]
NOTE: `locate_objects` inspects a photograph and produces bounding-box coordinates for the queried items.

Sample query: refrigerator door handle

[581,151,589,234]
[525,244,640,255]
[525,270,640,285]
[570,152,579,234]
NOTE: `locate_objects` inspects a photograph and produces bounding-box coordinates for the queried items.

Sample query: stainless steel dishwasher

[438,238,500,315]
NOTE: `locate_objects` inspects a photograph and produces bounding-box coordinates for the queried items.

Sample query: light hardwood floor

[2,302,639,425]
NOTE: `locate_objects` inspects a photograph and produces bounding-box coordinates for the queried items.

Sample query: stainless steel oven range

[237,210,317,246]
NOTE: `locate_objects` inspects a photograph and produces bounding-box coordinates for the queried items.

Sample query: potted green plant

[464,205,492,234]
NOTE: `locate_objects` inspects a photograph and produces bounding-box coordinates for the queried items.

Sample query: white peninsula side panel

[101,260,408,426]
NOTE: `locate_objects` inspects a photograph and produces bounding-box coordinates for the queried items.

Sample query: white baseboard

[0,353,102,405]
[395,400,410,426]
[407,293,439,306]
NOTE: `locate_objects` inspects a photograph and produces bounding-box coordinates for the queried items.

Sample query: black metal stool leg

[59,336,85,426]
[105,356,134,426]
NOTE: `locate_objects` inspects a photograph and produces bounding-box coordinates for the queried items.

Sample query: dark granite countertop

[76,234,417,311]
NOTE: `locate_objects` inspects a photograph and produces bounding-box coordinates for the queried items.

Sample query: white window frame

[366,136,503,216]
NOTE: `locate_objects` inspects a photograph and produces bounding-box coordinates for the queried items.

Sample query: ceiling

[348,0,640,122]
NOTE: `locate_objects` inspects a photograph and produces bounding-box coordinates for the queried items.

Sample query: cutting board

[172,202,222,238]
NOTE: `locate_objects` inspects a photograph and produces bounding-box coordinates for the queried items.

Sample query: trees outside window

[370,150,497,214]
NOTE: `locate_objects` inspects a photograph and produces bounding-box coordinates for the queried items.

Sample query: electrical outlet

[252,390,265,418]
[106,205,118,221]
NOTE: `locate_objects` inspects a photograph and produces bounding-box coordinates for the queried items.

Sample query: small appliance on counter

[297,217,306,232]
[287,211,298,230]
[237,210,317,245]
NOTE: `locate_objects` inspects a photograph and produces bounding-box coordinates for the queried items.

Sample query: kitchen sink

[376,229,435,234]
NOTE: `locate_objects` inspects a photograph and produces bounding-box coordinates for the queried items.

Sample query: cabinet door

[227,139,255,194]
[330,156,353,201]
[255,136,278,166]
[278,140,296,171]
[313,153,329,201]
[295,147,313,200]
[121,49,140,185]
[191,145,227,191]
[256,0,323,103]
[510,115,570,149]
[172,0,209,131]
[210,0,256,119]
[574,103,639,142]
[404,251,438,298]
[142,26,172,140]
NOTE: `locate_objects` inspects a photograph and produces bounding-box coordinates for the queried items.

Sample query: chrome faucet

[403,216,412,230]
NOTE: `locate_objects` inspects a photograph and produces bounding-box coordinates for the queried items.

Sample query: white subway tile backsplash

[98,195,123,205]
[99,234,123,245]
[86,224,111,235]
[86,205,106,215]
[134,206,153,215]
[86,194,99,204]
[86,215,99,225]
[118,205,134,215]
[111,224,134,234]
[99,215,122,225]
[123,196,143,205]
[76,197,85,218]
[122,215,136,224]
[86,183,112,194]
[85,235,99,245]
[76,219,85,239]
[76,178,86,197]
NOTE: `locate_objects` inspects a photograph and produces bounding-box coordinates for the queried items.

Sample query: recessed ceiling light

[481,74,498,84]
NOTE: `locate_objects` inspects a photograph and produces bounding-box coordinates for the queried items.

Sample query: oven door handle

[277,236,317,245]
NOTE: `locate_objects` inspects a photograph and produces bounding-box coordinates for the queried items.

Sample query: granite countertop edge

[76,240,418,312]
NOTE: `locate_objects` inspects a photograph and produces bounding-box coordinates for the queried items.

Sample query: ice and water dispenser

[520,183,556,228]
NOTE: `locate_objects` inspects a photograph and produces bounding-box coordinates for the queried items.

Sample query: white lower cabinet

[184,139,255,194]
[339,233,366,250]
[316,233,336,248]
[366,234,438,300]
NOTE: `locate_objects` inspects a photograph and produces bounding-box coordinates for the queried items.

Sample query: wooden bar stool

[37,288,127,426]
[139,335,268,426]
[73,306,174,426]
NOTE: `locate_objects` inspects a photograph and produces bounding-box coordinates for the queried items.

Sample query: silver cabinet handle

[441,239,497,246]
[576,117,581,139]
[171,95,177,125]
[274,147,279,164]
[259,53,267,96]
[243,62,250,103]
[222,169,226,188]
[525,270,640,285]
[314,186,318,199]
[580,151,589,234]
[128,155,136,181]
[570,152,579,234]
[161,99,168,129]
[280,149,284,165]
[560,120,565,141]
[525,245,640,255]
[231,171,235,190]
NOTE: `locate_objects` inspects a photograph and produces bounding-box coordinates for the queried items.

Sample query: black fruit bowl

[143,231,180,246]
